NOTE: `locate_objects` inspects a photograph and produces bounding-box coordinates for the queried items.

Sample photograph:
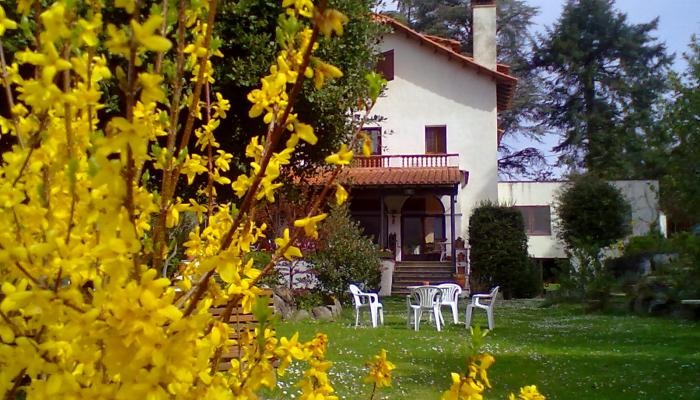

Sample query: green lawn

[270,298,700,399]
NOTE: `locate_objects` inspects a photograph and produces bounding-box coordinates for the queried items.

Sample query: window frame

[360,127,382,155]
[425,125,447,154]
[514,205,552,236]
[375,50,394,81]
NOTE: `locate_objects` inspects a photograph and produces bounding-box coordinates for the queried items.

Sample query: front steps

[392,261,455,295]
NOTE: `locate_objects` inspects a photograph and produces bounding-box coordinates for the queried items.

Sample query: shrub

[619,233,700,317]
[468,201,535,299]
[555,174,631,250]
[309,203,382,301]
[554,175,631,306]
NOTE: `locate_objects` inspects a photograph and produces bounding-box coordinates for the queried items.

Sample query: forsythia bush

[0,0,363,398]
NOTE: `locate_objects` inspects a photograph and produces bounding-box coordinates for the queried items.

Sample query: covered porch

[340,162,463,265]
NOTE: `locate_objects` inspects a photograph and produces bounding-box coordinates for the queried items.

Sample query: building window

[515,206,551,235]
[425,126,447,154]
[361,127,382,155]
[375,50,394,81]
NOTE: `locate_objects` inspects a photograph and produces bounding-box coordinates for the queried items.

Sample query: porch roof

[340,167,461,187]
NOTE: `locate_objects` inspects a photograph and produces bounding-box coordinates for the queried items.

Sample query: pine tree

[533,0,672,178]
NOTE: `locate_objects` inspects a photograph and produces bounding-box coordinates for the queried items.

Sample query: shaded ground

[271,297,700,399]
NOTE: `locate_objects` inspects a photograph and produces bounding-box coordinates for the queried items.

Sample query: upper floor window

[376,50,394,81]
[514,206,551,236]
[425,126,447,154]
[361,127,382,155]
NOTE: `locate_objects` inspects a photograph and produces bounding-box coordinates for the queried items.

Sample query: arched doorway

[401,195,446,261]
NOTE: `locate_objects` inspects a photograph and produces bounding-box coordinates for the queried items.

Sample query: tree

[213,0,383,178]
[645,35,700,230]
[554,174,631,304]
[533,0,672,178]
[392,0,550,179]
[555,175,631,250]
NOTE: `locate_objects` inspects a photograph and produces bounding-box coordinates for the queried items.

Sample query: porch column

[379,193,386,249]
[450,193,456,266]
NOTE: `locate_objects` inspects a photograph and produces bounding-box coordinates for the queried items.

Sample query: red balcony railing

[352,154,459,168]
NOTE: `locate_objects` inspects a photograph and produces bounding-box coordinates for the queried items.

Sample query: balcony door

[401,195,445,261]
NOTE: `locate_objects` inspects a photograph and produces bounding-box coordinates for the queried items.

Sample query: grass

[269,297,700,399]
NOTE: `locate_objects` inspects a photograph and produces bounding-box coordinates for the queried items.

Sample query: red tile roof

[340,167,461,186]
[373,14,517,111]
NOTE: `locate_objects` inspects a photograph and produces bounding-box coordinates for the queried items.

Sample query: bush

[619,232,700,317]
[555,174,631,250]
[468,201,536,299]
[554,175,631,306]
[309,203,382,301]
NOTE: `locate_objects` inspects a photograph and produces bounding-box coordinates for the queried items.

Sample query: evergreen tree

[645,36,700,230]
[393,0,549,179]
[533,0,672,178]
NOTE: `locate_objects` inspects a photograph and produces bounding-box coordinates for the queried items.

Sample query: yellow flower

[334,184,348,205]
[283,0,314,18]
[325,144,353,165]
[293,213,327,239]
[232,174,253,198]
[316,9,349,38]
[313,60,343,89]
[294,121,318,145]
[474,353,495,388]
[115,0,137,13]
[0,5,18,36]
[509,385,546,400]
[138,73,165,104]
[364,349,396,388]
[131,15,172,52]
[360,132,372,156]
[274,228,302,260]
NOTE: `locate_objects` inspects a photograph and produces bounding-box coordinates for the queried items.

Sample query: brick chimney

[472,0,497,70]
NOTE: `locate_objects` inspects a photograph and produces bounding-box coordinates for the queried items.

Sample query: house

[341,3,663,295]
[338,1,516,293]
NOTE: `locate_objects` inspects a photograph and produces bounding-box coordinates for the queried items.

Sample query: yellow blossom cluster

[0,0,353,398]
[442,328,546,400]
[364,349,396,389]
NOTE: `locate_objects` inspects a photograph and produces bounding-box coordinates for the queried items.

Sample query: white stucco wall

[372,32,499,237]
[498,180,662,259]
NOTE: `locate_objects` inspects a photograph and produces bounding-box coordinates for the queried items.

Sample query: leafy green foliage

[643,35,700,230]
[616,232,700,316]
[554,175,631,307]
[468,201,536,299]
[309,203,382,300]
[555,175,631,250]
[533,0,672,177]
[213,0,383,177]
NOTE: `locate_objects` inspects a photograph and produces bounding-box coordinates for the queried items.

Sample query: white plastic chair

[349,284,384,328]
[465,286,499,330]
[406,286,443,331]
[437,283,462,325]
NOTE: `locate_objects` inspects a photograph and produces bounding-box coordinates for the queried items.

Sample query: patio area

[272,298,700,399]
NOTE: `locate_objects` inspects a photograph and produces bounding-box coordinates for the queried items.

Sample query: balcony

[352,154,460,168]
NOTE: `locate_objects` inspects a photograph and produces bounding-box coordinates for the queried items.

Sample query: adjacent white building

[498,180,663,260]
